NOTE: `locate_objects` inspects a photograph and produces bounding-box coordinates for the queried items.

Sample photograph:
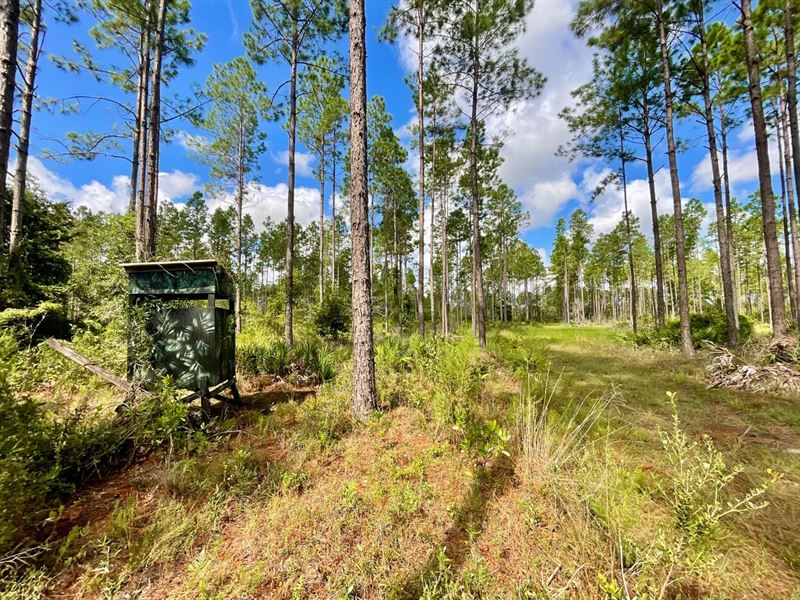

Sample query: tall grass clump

[514,369,610,483]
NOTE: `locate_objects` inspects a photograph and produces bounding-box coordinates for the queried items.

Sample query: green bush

[237,338,336,385]
[0,301,70,345]
[0,362,205,557]
[314,292,350,339]
[630,309,753,349]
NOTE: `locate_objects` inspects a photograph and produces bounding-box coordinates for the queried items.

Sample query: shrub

[238,338,336,385]
[0,301,70,346]
[0,369,206,557]
[314,292,350,338]
[630,309,753,349]
[642,392,782,596]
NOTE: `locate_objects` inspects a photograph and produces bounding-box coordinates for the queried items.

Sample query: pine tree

[348,0,377,416]
[435,0,544,348]
[247,0,345,346]
[189,57,272,331]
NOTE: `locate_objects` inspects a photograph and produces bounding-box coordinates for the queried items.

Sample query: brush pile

[706,337,800,394]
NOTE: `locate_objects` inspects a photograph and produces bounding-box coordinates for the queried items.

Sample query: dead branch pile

[706,344,800,394]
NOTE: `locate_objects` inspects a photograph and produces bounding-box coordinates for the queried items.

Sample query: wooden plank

[44,338,133,392]
[179,379,232,404]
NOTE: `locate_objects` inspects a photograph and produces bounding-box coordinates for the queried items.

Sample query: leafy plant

[314,292,350,338]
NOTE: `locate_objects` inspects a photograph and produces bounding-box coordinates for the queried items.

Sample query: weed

[515,371,609,482]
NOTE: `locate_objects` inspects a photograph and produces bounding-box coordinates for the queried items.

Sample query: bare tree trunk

[9,0,42,254]
[235,116,245,333]
[284,25,298,347]
[619,117,638,334]
[696,2,738,345]
[563,259,569,323]
[644,122,665,327]
[777,99,798,322]
[332,130,337,288]
[319,141,326,304]
[135,21,151,261]
[784,0,800,324]
[430,138,436,333]
[0,0,20,265]
[416,11,426,336]
[719,103,739,328]
[780,96,800,323]
[469,19,486,348]
[657,8,693,354]
[348,0,377,415]
[129,26,147,214]
[742,0,787,336]
[441,177,450,336]
[384,245,389,331]
[142,0,167,261]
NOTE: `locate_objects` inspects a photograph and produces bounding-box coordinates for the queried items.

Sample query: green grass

[494,323,800,574]
[5,323,800,599]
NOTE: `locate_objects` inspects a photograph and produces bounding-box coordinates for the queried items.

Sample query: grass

[502,324,800,581]
[3,324,800,599]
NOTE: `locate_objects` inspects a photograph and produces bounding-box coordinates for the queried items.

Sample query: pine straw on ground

[13,334,800,599]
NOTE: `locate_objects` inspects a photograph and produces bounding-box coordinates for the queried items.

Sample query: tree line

[565,0,800,354]
[3,0,800,416]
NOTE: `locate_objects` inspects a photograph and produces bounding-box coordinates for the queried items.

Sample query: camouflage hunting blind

[122,260,240,406]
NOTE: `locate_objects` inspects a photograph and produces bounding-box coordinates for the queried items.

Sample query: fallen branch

[43,338,132,392]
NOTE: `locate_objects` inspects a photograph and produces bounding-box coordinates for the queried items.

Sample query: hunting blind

[122,259,240,407]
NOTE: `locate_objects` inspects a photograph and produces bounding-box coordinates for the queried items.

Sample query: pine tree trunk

[563,260,569,323]
[135,22,151,261]
[742,0,787,336]
[319,141,326,305]
[719,103,739,328]
[129,26,147,214]
[469,5,486,348]
[416,11,426,336]
[619,121,638,334]
[0,0,20,265]
[780,96,800,323]
[430,138,436,333]
[644,121,665,327]
[657,8,693,354]
[284,25,298,347]
[9,0,41,254]
[332,131,337,288]
[441,183,450,335]
[235,117,245,333]
[696,3,738,345]
[784,0,800,324]
[348,0,377,416]
[142,0,167,261]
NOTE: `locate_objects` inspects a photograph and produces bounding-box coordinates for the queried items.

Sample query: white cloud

[158,169,199,201]
[736,120,755,144]
[27,157,130,213]
[274,150,316,178]
[208,181,322,231]
[485,0,595,229]
[174,130,209,151]
[535,247,549,267]
[690,140,780,193]
[584,165,676,239]
[25,157,199,213]
[520,173,580,228]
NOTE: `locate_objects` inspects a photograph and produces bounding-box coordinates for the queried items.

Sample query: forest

[0,0,799,598]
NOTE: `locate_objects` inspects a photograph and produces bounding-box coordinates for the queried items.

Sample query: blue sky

[23,0,776,264]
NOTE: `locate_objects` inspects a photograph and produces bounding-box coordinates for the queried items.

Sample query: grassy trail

[515,324,800,576]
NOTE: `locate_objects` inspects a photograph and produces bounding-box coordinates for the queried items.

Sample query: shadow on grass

[392,457,516,599]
